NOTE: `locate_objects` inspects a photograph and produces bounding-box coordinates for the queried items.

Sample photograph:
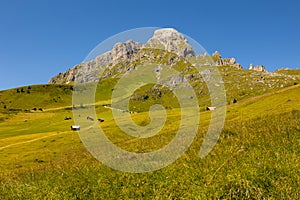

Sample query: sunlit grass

[0,83,299,198]
[0,69,300,199]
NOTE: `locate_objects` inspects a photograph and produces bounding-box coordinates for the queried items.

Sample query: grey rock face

[212,51,242,69]
[110,40,143,65]
[249,64,266,72]
[49,28,197,84]
[49,40,143,84]
[145,28,195,58]
[50,28,280,86]
[252,65,266,72]
[223,58,236,65]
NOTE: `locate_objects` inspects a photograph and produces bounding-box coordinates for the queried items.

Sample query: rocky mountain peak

[145,28,195,58]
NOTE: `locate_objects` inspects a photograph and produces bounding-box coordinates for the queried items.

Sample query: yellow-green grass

[227,83,300,120]
[0,110,74,139]
[0,84,73,112]
[0,83,299,199]
[275,68,300,76]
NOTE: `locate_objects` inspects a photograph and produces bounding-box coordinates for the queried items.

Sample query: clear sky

[0,0,299,90]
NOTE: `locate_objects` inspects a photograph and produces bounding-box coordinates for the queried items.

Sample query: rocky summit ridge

[145,28,195,58]
[48,28,268,85]
[49,28,199,84]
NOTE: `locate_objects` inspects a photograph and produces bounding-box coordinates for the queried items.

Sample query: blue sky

[0,0,299,90]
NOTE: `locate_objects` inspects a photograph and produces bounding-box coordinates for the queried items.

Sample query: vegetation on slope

[0,77,299,198]
[0,84,73,113]
[275,68,300,76]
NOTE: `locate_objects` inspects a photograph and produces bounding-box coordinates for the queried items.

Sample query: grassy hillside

[104,49,300,108]
[0,72,299,199]
[0,84,73,112]
[275,68,300,76]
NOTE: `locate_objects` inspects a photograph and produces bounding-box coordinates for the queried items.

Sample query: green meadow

[0,67,299,199]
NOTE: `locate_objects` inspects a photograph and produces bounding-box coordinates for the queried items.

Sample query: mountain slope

[0,82,299,199]
[46,28,299,112]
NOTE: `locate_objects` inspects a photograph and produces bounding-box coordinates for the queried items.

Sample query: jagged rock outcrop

[249,64,267,72]
[249,64,253,70]
[212,51,242,69]
[49,40,143,84]
[110,40,143,65]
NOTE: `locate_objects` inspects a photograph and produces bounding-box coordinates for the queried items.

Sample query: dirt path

[0,132,67,150]
[43,100,109,112]
[43,105,73,112]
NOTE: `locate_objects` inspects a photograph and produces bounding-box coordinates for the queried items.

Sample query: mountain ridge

[48,28,247,85]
